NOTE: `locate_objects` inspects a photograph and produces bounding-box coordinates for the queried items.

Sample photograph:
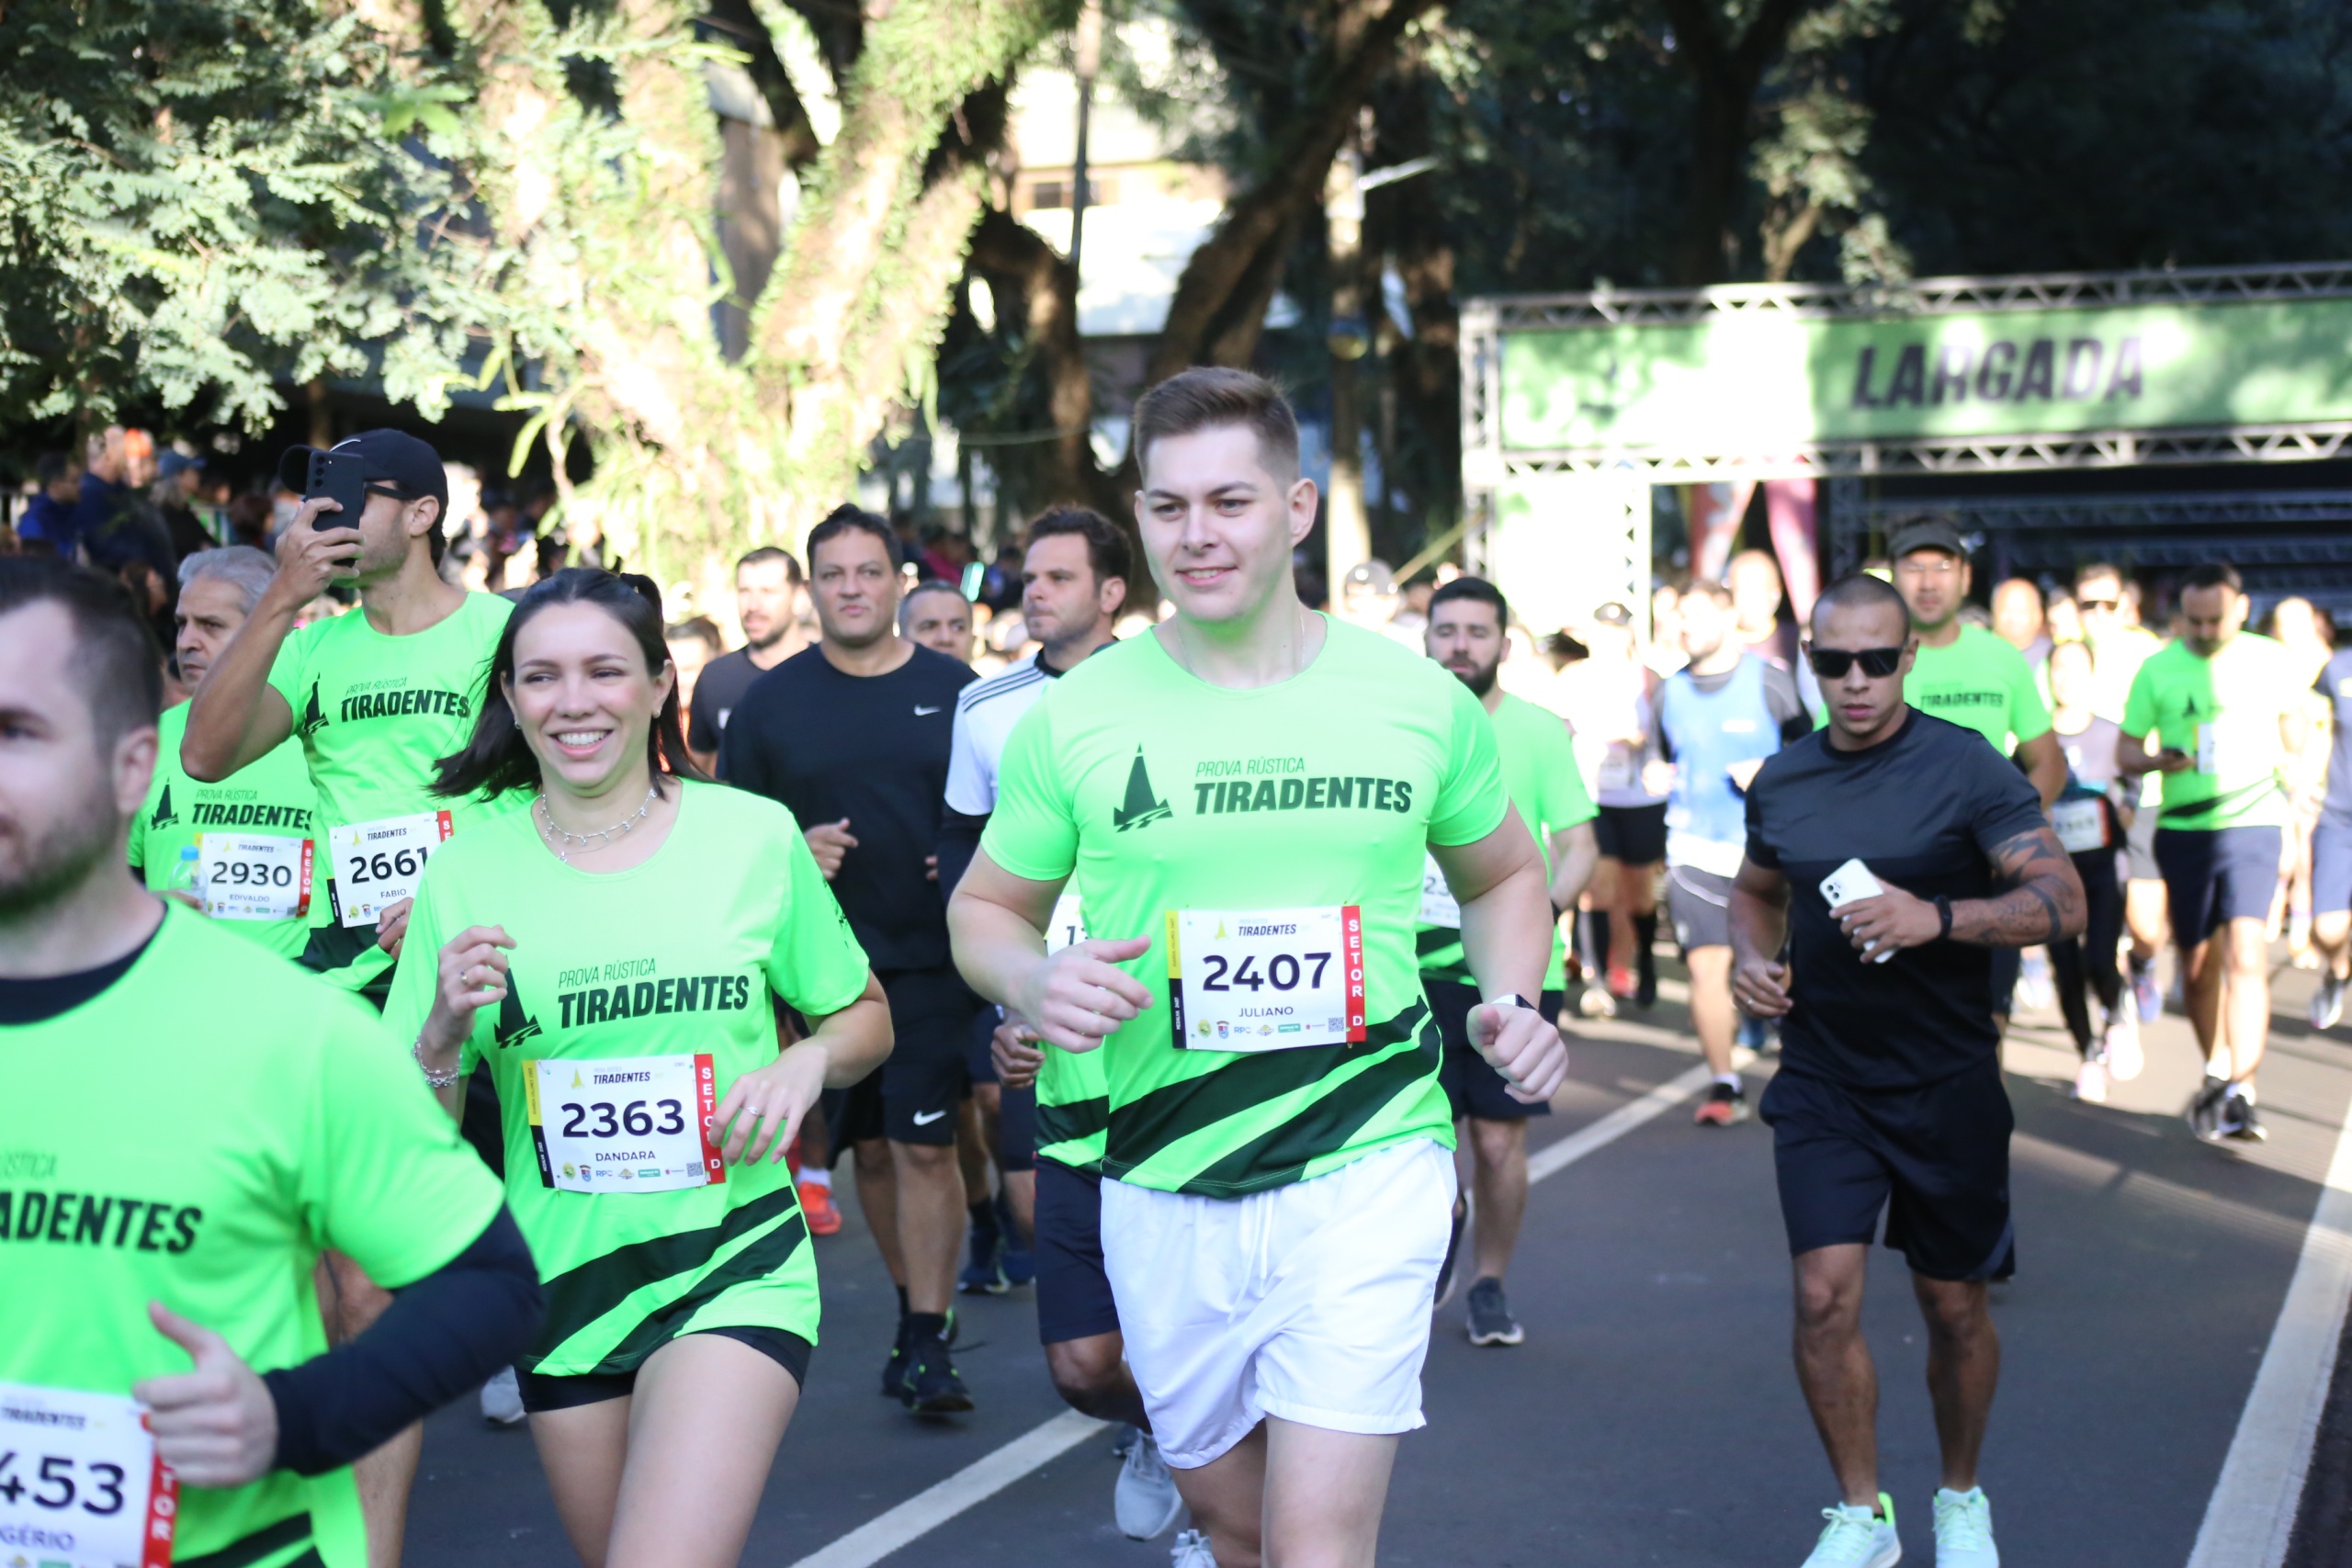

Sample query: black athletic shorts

[1035,1156,1120,1346]
[966,1003,1000,1086]
[2155,824,2286,940]
[1594,802,1668,864]
[1761,1061,2016,1282]
[515,1325,811,1413]
[830,965,978,1148]
[1666,864,1734,953]
[1428,978,1558,1122]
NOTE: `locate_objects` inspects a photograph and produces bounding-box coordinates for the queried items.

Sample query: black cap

[1887,516,1967,561]
[278,430,447,516]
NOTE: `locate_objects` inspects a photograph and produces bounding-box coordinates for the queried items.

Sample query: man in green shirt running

[1891,515,2064,1035]
[129,547,321,959]
[185,431,514,1005]
[1418,575,1597,1349]
[0,558,539,1568]
[2120,561,2304,1143]
[180,429,514,1563]
[950,368,1568,1568]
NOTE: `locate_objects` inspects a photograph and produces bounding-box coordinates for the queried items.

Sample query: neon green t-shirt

[1904,623,2052,754]
[385,782,871,1376]
[2122,632,2297,830]
[129,703,320,960]
[0,908,503,1568]
[1418,691,1595,990]
[265,592,517,932]
[982,618,1510,1199]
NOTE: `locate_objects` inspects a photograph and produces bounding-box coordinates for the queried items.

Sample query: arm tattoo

[1948,825,2086,947]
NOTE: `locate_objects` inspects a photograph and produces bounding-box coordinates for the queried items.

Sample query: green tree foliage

[0,0,469,429]
[1,0,1067,583]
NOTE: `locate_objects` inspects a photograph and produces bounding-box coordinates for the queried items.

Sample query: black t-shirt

[1743,709,2047,1090]
[687,647,775,757]
[718,643,977,971]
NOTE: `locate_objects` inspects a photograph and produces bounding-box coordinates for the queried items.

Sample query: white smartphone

[1819,858,1896,963]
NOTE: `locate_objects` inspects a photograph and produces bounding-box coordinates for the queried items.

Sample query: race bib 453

[526,1054,725,1194]
[1166,907,1366,1052]
[0,1382,176,1568]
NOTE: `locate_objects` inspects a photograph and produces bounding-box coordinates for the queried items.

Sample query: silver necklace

[537,787,656,864]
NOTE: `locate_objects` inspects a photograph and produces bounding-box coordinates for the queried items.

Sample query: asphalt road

[403,948,2352,1567]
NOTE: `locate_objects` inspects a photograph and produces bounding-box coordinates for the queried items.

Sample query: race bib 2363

[526,1054,725,1194]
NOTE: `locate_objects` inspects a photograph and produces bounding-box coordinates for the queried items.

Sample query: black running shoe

[2223,1092,2268,1144]
[1434,1194,1468,1308]
[1634,967,1657,1010]
[1466,1277,1524,1346]
[903,1334,974,1415]
[881,1316,914,1399]
[2188,1079,2230,1144]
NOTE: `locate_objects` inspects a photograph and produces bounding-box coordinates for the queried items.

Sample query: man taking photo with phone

[1731,572,2083,1568]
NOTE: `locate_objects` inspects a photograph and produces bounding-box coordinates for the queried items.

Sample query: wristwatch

[1496,992,1539,1013]
[1934,895,1953,941]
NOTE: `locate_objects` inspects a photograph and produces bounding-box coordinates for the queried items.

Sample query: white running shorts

[1101,1137,1456,1470]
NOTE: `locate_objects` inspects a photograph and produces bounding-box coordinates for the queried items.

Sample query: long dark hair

[435,568,702,801]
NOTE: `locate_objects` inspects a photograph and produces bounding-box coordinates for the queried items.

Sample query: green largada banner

[1498,297,2352,455]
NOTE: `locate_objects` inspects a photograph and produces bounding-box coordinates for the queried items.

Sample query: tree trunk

[965,207,1129,520]
[756,0,1065,535]
[1143,0,1439,386]
[1657,0,1826,286]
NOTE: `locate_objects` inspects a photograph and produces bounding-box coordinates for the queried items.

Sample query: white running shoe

[2102,1011,2143,1081]
[1115,1435,1185,1540]
[2073,1056,2109,1104]
[1801,1495,1900,1567]
[1170,1528,1218,1567]
[480,1365,526,1427]
[1931,1487,1997,1567]
[2312,973,2347,1032]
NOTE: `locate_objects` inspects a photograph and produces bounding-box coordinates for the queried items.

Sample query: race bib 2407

[1166,907,1366,1053]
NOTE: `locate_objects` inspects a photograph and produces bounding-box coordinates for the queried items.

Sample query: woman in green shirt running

[389,569,890,1568]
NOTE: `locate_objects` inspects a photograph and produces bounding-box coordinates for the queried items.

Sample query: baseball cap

[277,429,447,515]
[1887,515,1968,561]
[156,451,205,481]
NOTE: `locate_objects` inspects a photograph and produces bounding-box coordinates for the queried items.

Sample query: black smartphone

[302,448,369,527]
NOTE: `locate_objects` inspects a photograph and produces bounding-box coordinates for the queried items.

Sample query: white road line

[2187,1092,2352,1568]
[784,1058,1713,1567]
[1529,1062,1718,1185]
[784,1408,1109,1568]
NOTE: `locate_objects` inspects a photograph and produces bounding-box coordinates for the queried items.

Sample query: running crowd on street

[4,368,2345,1568]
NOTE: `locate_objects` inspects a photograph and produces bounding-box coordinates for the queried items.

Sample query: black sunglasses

[1804,644,1905,679]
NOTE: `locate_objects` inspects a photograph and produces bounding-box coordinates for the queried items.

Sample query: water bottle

[168,845,202,903]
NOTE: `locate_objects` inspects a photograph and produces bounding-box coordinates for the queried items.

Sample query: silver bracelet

[413,1038,462,1089]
